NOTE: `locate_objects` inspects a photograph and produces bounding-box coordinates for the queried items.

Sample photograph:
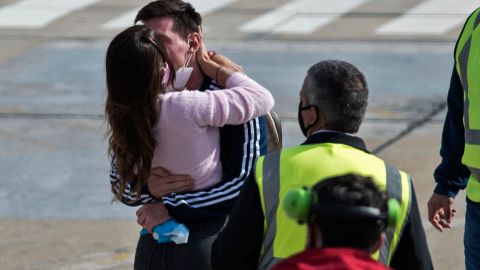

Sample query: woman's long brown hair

[105,25,175,202]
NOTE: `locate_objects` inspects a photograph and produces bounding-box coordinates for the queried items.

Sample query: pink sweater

[151,73,274,190]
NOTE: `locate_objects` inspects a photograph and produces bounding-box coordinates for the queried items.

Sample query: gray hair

[304,60,368,133]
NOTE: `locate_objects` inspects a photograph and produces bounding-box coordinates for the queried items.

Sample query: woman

[105,25,274,269]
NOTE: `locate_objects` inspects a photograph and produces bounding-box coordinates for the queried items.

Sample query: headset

[282,187,401,228]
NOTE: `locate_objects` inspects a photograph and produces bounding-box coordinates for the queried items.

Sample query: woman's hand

[210,52,244,74]
[196,34,215,70]
[195,35,234,86]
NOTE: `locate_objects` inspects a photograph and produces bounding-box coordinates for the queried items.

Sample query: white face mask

[166,52,193,92]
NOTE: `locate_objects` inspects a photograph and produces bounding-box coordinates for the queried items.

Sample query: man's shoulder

[380,159,412,180]
[281,142,413,180]
[257,146,301,164]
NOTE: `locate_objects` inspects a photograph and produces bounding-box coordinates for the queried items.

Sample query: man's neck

[185,59,205,90]
[309,129,355,137]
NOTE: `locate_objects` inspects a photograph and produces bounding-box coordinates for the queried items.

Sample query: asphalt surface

[0,40,452,219]
[0,0,472,269]
[0,39,464,270]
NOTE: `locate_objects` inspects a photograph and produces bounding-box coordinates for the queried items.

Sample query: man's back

[255,132,410,267]
[212,60,432,270]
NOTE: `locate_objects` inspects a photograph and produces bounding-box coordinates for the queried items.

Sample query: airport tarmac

[0,0,474,269]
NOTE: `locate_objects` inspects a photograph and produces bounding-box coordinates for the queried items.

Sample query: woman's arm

[164,72,274,128]
[164,40,274,128]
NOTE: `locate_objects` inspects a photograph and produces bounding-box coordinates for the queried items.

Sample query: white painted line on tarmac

[0,0,99,28]
[102,0,237,30]
[274,0,369,34]
[241,0,369,34]
[239,0,311,33]
[275,16,332,34]
[376,0,480,35]
[188,0,237,14]
[102,10,138,30]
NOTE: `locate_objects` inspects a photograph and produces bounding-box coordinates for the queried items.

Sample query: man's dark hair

[135,0,202,38]
[311,174,387,251]
[305,60,368,133]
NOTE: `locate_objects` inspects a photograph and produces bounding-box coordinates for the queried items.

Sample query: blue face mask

[298,101,318,137]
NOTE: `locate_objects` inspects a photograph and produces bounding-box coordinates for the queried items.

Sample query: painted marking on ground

[376,0,480,35]
[275,0,370,34]
[102,0,238,30]
[240,0,369,34]
[0,0,99,28]
[240,0,311,33]
[102,10,138,30]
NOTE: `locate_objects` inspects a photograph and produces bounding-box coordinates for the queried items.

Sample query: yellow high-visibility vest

[255,142,411,269]
[454,7,480,202]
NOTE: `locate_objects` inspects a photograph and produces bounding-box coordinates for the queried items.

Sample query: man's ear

[187,32,201,53]
[308,106,325,127]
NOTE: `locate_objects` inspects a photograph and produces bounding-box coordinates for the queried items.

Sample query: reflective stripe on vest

[455,7,480,201]
[377,164,412,264]
[258,150,282,269]
[255,143,411,269]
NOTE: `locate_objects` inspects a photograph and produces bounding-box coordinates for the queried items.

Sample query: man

[273,174,393,270]
[108,1,274,269]
[427,7,480,270]
[212,60,432,270]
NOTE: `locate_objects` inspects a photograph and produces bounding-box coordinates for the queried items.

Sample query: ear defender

[283,187,402,228]
[283,187,315,224]
[386,198,401,228]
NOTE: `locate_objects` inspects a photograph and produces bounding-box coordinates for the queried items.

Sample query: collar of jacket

[302,131,371,154]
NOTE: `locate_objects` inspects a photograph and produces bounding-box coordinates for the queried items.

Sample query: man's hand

[136,201,171,232]
[427,193,457,232]
[148,167,194,198]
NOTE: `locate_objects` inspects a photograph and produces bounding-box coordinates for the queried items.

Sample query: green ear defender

[283,187,401,228]
[282,187,315,224]
[386,198,401,227]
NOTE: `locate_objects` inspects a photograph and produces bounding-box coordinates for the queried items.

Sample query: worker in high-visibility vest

[273,174,395,270]
[212,60,432,270]
[427,7,480,270]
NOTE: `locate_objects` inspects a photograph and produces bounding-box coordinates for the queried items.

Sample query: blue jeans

[465,198,480,270]
[134,216,226,270]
